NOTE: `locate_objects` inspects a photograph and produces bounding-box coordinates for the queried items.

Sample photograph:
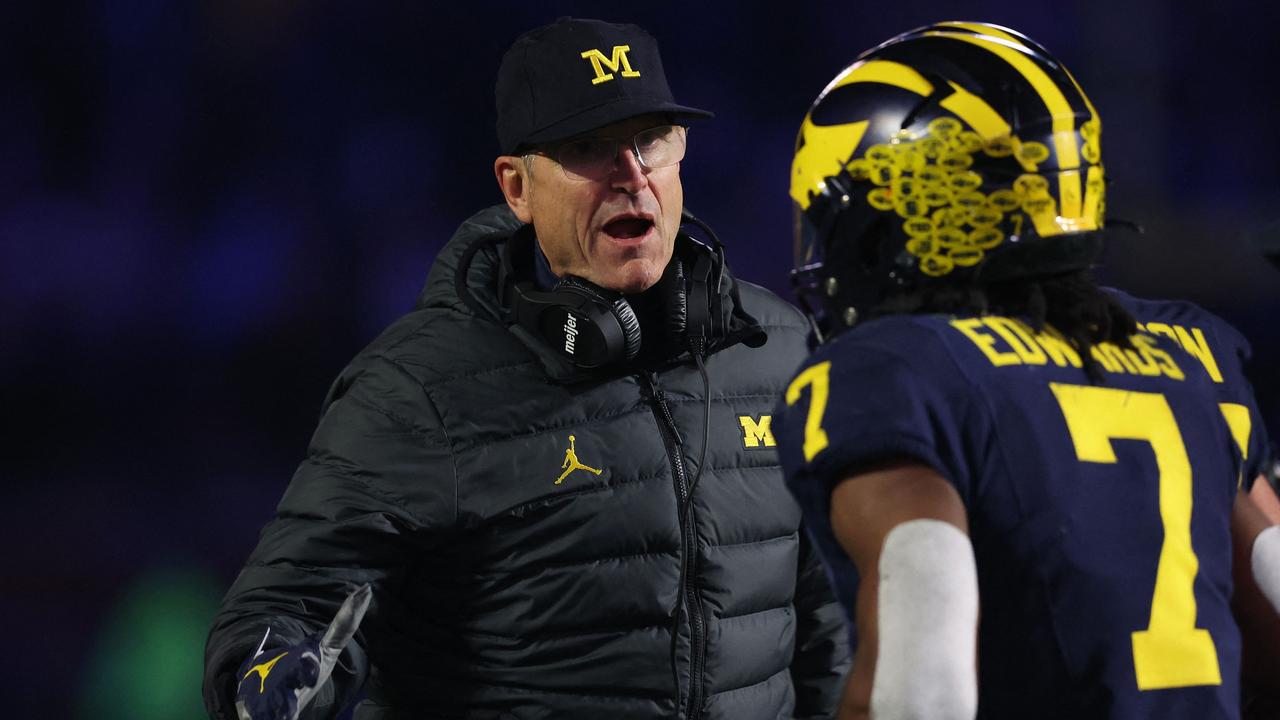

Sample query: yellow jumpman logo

[241,651,289,694]
[556,434,602,484]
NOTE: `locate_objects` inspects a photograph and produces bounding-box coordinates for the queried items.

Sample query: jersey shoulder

[1107,288,1269,484]
[1107,288,1252,367]
[809,313,972,373]
[777,314,985,496]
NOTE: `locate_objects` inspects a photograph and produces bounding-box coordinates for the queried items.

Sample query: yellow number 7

[785,361,832,462]
[1050,383,1221,690]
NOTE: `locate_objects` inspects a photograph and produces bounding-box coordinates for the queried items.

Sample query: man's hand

[234,584,372,720]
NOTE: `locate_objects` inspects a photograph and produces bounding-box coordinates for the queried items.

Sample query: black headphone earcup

[612,297,642,360]
[685,252,716,352]
[663,259,688,343]
[556,276,642,362]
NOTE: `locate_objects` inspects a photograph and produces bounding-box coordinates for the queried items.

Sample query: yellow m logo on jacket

[739,415,776,448]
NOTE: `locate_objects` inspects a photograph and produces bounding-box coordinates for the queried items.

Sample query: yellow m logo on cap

[739,415,776,448]
[581,45,641,85]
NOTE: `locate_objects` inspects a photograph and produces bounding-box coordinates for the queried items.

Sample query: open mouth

[603,217,653,239]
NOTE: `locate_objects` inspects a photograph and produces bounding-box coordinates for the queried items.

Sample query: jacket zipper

[641,372,706,720]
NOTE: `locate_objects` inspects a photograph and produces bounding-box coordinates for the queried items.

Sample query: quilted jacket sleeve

[202,353,457,720]
[789,526,852,718]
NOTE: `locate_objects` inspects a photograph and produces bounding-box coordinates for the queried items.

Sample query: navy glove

[234,584,372,720]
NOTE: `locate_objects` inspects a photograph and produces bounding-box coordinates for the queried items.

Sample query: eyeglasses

[530,125,688,181]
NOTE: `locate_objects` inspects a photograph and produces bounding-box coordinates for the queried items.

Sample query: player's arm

[1234,479,1280,697]
[828,458,977,720]
[1249,475,1280,523]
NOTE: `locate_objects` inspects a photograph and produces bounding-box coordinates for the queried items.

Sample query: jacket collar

[423,204,767,384]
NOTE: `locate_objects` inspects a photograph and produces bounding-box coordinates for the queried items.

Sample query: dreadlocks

[873,270,1137,383]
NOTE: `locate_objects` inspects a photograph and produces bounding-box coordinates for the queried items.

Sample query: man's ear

[494,156,534,223]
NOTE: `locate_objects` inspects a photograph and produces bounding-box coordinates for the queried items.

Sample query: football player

[775,22,1280,719]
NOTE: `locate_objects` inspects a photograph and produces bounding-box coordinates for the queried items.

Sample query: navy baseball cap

[495,17,713,155]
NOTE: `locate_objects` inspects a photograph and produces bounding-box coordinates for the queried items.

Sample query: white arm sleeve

[1252,524,1280,614]
[871,519,979,720]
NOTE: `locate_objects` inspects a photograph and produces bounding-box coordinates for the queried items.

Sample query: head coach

[204,17,848,720]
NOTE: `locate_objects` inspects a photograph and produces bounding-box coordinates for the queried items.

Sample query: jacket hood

[415,204,523,319]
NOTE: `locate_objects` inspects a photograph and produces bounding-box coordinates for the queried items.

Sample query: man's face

[499,114,684,294]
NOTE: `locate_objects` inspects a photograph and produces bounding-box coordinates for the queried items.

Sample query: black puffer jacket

[204,205,849,720]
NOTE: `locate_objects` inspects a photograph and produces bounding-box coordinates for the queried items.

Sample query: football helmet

[790,22,1105,341]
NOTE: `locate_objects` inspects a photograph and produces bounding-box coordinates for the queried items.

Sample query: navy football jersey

[775,303,1254,719]
[1110,289,1272,485]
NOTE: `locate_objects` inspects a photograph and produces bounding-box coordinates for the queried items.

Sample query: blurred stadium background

[3,1,1277,717]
